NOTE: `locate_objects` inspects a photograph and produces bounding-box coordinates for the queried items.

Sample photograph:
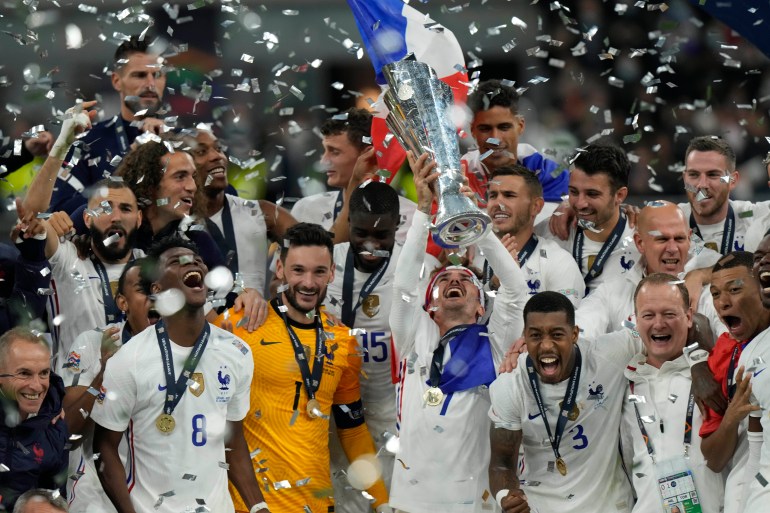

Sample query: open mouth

[296,288,318,300]
[723,315,743,334]
[106,227,125,239]
[20,392,41,400]
[661,258,679,268]
[444,285,464,299]
[183,270,203,289]
[178,198,193,209]
[492,211,510,221]
[539,356,560,378]
[650,334,672,344]
[759,271,770,292]
[147,308,161,324]
[208,166,226,177]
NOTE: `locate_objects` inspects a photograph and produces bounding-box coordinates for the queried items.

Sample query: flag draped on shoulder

[347,0,469,179]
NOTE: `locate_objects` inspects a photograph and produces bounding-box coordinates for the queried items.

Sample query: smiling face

[152,247,208,309]
[524,310,579,384]
[753,235,770,309]
[635,282,692,368]
[349,211,398,273]
[0,339,50,420]
[190,130,228,193]
[711,265,769,341]
[112,52,166,119]
[320,133,364,188]
[117,265,159,334]
[470,106,525,171]
[276,244,334,319]
[684,150,736,222]
[634,205,691,275]
[427,268,485,326]
[155,152,198,221]
[568,168,627,232]
[85,186,142,263]
[487,174,542,236]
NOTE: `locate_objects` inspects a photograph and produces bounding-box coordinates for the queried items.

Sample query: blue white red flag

[347,0,469,178]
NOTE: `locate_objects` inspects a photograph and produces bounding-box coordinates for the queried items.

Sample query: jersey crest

[189,372,205,397]
[362,294,380,318]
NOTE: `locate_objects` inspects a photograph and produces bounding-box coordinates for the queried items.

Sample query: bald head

[634,201,692,275]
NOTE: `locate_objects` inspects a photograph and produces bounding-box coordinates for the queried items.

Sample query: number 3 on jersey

[360,331,388,363]
[192,414,207,446]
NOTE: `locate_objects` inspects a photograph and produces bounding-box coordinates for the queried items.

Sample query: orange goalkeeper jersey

[223,302,361,513]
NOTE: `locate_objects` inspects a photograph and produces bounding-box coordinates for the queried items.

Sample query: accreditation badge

[655,457,702,513]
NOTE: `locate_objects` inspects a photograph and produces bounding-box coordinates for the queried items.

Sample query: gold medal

[556,457,567,476]
[156,413,176,434]
[559,401,580,421]
[423,387,444,406]
[306,398,322,419]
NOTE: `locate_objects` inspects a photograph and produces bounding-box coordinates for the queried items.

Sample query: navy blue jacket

[0,373,68,511]
[49,116,141,215]
[0,236,51,334]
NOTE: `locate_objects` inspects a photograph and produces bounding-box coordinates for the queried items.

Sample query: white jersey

[622,354,725,513]
[677,199,770,254]
[208,194,269,292]
[389,210,528,513]
[471,236,585,308]
[489,331,642,513]
[90,323,253,513]
[535,215,638,295]
[48,241,144,366]
[575,252,725,340]
[743,204,770,253]
[291,191,417,244]
[737,326,770,511]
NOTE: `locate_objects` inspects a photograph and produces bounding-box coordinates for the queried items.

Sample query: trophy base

[431,212,491,248]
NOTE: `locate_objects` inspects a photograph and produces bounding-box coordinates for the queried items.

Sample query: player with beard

[220,223,391,513]
[187,128,296,293]
[36,178,145,368]
[58,259,161,513]
[92,236,267,513]
[677,137,770,256]
[473,165,584,307]
[49,35,172,215]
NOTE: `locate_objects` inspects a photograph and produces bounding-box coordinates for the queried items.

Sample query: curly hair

[320,108,372,151]
[115,135,206,221]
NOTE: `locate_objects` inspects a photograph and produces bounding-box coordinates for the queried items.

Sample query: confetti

[628,395,646,403]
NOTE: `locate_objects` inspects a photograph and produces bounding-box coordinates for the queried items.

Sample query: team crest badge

[66,351,81,372]
[362,294,380,318]
[705,242,719,252]
[189,372,205,397]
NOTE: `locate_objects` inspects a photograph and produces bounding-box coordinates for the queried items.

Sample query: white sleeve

[227,338,254,421]
[544,249,586,308]
[480,232,527,365]
[591,330,644,367]
[290,197,312,224]
[488,363,525,431]
[58,329,102,388]
[390,210,432,357]
[90,346,137,432]
[575,284,611,340]
[49,238,78,268]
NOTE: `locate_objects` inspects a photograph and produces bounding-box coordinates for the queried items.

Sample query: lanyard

[429,325,472,388]
[114,117,130,154]
[573,210,626,285]
[332,190,344,222]
[340,246,390,327]
[629,381,694,460]
[689,204,735,256]
[481,233,538,286]
[90,254,124,324]
[726,339,751,400]
[155,319,210,416]
[206,199,239,275]
[526,346,582,463]
[276,296,326,401]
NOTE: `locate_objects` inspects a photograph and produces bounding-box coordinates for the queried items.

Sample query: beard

[90,223,137,262]
[283,283,327,315]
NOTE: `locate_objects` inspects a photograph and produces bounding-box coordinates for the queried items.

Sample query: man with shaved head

[575,201,723,339]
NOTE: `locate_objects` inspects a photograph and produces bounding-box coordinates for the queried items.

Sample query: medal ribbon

[205,199,239,275]
[481,233,538,286]
[573,210,626,285]
[428,325,473,389]
[114,117,129,153]
[155,319,211,416]
[90,255,125,324]
[726,338,751,400]
[526,345,582,464]
[689,204,735,256]
[332,190,344,222]
[629,381,694,459]
[276,296,326,402]
[341,246,390,327]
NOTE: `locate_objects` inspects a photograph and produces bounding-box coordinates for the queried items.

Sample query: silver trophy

[382,56,490,248]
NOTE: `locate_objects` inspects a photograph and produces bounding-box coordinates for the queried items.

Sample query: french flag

[347,0,469,179]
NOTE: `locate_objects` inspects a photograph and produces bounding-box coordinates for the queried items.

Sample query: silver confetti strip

[274,480,292,490]
[628,394,646,403]
[182,474,197,481]
[640,415,656,424]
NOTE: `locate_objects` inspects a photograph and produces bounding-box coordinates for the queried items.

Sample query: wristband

[496,489,510,508]
[249,502,269,513]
